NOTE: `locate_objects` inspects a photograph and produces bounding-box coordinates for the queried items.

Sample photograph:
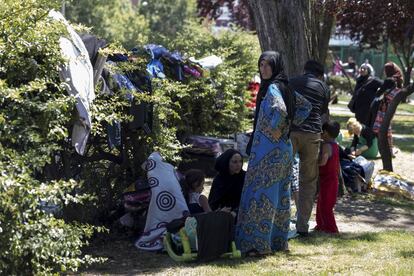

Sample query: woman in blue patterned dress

[236,51,311,254]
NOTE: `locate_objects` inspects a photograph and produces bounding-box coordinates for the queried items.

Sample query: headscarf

[256,51,295,126]
[360,64,372,76]
[214,148,243,175]
[209,149,245,210]
[384,62,403,88]
[246,51,295,155]
[355,64,373,91]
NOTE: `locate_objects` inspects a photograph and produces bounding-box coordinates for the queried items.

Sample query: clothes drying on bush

[50,10,95,155]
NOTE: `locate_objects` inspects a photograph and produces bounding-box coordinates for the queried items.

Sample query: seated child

[182,169,211,214]
[315,121,340,234]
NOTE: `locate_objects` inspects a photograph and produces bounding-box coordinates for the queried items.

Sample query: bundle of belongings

[163,212,241,262]
[116,179,151,233]
[339,147,375,193]
[373,170,414,200]
[179,135,237,177]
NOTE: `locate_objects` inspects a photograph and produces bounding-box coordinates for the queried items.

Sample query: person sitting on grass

[181,169,211,214]
[346,118,378,159]
[208,149,245,213]
[315,120,340,234]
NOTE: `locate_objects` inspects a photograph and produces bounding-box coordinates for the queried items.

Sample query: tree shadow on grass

[335,195,414,230]
[293,232,381,247]
[398,249,414,258]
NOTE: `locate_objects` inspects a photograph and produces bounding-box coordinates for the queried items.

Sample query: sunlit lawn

[84,230,414,275]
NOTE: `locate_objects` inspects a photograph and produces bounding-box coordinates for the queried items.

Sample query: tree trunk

[246,0,311,76]
[378,84,414,171]
[247,0,334,76]
[316,8,335,65]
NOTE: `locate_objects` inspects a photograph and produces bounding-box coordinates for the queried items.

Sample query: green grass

[336,93,414,114]
[83,231,414,275]
[347,193,414,211]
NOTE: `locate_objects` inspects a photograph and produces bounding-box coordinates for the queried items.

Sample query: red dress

[315,142,339,233]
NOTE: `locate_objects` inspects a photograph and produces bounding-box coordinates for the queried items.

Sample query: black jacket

[289,73,330,133]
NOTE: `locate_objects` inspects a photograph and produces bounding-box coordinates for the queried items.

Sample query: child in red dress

[315,121,340,233]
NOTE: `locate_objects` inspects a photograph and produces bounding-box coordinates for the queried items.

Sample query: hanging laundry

[80,34,108,87]
[163,51,185,81]
[49,10,94,156]
[145,44,170,79]
[80,34,108,67]
[107,120,121,148]
[183,64,202,78]
[189,55,223,69]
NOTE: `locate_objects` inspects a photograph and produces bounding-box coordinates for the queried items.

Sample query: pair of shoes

[297,231,309,237]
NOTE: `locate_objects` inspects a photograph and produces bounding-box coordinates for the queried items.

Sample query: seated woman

[208,149,245,212]
[346,118,378,159]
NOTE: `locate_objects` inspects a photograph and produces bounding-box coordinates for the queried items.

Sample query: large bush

[0,0,104,274]
[0,0,260,273]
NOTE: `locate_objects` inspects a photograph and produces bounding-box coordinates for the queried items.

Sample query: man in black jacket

[289,60,331,236]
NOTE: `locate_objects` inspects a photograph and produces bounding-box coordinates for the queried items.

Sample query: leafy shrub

[0,0,104,274]
[327,75,356,95]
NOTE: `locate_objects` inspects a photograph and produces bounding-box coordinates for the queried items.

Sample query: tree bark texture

[247,0,334,76]
[247,0,310,76]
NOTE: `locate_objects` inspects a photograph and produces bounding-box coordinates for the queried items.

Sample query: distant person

[360,59,375,76]
[289,60,330,237]
[342,56,358,79]
[208,149,245,212]
[315,121,340,234]
[346,118,378,159]
[348,64,383,126]
[236,51,311,255]
[332,56,343,76]
[371,62,403,155]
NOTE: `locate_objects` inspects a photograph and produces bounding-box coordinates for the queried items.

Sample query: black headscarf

[245,51,295,155]
[208,149,245,210]
[214,149,242,175]
[254,51,295,131]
